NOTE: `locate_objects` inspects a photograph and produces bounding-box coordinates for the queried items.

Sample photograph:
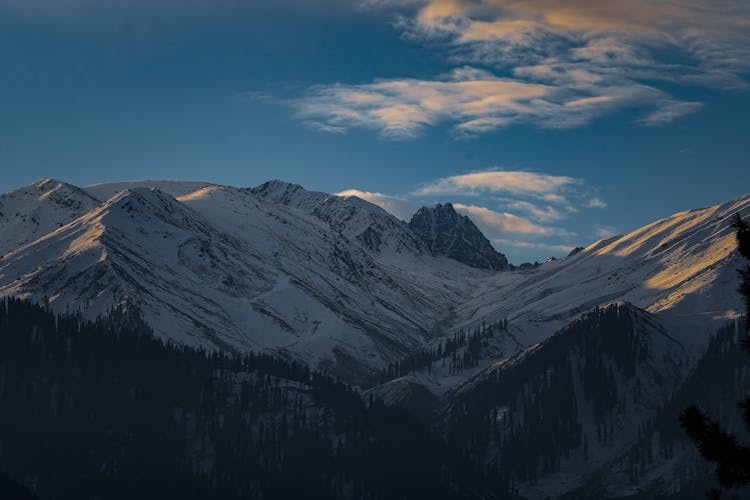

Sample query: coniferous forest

[0,298,488,500]
[0,301,748,499]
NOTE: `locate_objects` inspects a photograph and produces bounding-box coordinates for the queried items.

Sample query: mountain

[0,180,489,383]
[450,193,750,356]
[85,180,214,201]
[443,303,690,498]
[409,202,510,271]
[1,178,750,498]
[251,179,428,257]
[0,179,100,255]
[0,178,748,389]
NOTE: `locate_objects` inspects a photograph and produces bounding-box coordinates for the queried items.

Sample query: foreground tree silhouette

[681,213,750,495]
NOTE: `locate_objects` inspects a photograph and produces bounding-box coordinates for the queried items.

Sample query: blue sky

[1,0,749,263]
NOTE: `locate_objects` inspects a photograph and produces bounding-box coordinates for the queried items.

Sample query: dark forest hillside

[0,298,490,500]
[2,297,748,499]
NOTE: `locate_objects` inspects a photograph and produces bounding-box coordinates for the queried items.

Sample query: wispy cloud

[407,0,750,85]
[294,67,696,137]
[414,169,577,197]
[336,189,416,220]
[587,197,607,209]
[413,168,604,219]
[501,199,565,222]
[453,203,553,235]
[639,100,703,126]
[293,0,748,136]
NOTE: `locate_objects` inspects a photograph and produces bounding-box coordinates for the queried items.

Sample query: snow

[452,193,750,358]
[1,177,749,497]
[84,180,215,201]
[0,178,748,388]
[0,181,486,379]
[0,179,100,255]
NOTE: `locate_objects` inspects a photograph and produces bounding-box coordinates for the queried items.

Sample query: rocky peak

[408,203,509,271]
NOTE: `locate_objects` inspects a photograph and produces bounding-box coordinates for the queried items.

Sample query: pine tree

[681,213,750,491]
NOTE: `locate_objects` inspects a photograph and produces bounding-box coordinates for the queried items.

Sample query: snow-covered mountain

[452,193,750,357]
[1,177,749,497]
[0,179,100,255]
[0,178,747,389]
[409,202,510,271]
[0,179,490,382]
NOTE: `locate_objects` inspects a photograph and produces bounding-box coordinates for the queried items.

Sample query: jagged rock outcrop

[408,202,509,271]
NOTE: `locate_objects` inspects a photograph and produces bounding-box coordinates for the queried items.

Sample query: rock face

[408,202,509,271]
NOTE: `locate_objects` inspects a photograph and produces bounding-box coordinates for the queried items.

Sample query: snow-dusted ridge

[0,179,101,256]
[452,192,750,356]
[0,178,748,388]
[0,180,491,382]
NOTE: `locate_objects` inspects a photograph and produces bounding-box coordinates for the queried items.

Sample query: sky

[0,0,749,263]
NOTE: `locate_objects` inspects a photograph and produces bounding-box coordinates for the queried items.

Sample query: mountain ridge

[0,178,748,387]
[409,202,510,271]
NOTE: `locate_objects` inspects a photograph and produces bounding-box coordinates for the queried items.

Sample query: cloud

[414,168,604,223]
[295,68,572,138]
[338,166,610,262]
[294,66,696,137]
[292,0,750,136]
[639,100,703,126]
[453,203,553,235]
[408,0,750,81]
[414,169,577,196]
[587,197,607,209]
[501,199,565,222]
[336,189,416,220]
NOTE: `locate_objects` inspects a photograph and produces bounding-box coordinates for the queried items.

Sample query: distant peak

[11,178,99,204]
[30,178,81,193]
[33,178,61,187]
[409,203,509,271]
[252,179,304,193]
[420,202,455,212]
[414,202,459,218]
[83,180,214,202]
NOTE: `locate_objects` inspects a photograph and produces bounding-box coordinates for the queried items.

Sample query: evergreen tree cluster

[444,304,650,490]
[620,319,750,498]
[0,298,493,500]
[376,319,510,384]
[681,213,750,496]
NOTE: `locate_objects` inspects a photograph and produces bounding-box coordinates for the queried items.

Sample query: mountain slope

[0,179,101,255]
[0,178,748,389]
[409,202,509,271]
[449,304,685,496]
[84,180,214,201]
[0,181,489,382]
[251,180,428,258]
[454,193,750,356]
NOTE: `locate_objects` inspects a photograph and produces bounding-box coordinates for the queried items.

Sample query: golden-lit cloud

[413,168,605,226]
[414,170,578,196]
[453,203,553,235]
[295,0,747,136]
[294,66,691,136]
